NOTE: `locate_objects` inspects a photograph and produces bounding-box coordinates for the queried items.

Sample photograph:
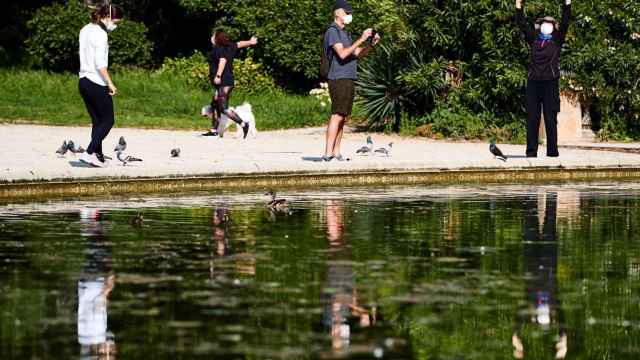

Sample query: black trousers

[526,79,560,157]
[79,77,114,156]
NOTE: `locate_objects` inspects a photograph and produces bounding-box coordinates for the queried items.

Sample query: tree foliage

[25,1,153,71]
[354,0,640,138]
[8,0,640,138]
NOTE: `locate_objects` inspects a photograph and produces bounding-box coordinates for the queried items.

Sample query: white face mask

[105,20,118,32]
[103,6,118,32]
[540,22,554,35]
[342,14,353,25]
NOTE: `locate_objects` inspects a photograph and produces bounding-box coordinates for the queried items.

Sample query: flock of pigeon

[55,140,86,156]
[56,136,181,166]
[356,136,393,157]
[354,136,508,162]
[56,135,508,167]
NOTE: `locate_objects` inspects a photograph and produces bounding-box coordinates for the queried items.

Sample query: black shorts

[329,79,355,116]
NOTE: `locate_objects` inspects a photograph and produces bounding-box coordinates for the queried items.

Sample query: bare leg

[325,114,344,156]
[332,117,347,156]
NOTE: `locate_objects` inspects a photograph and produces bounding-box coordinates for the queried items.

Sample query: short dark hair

[91,4,124,24]
[213,30,231,47]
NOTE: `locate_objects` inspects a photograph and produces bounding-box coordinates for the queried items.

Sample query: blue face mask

[538,33,553,41]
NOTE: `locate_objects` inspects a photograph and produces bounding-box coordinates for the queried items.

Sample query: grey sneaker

[334,154,349,161]
[322,155,334,162]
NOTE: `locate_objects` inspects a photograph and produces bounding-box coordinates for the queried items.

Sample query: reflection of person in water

[208,208,255,278]
[77,208,116,359]
[512,192,567,359]
[209,208,231,279]
[321,200,376,352]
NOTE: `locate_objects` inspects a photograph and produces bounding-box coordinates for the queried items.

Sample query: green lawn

[0,69,332,130]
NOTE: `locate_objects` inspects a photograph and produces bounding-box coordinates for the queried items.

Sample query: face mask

[102,6,118,32]
[105,20,118,32]
[342,14,353,25]
[536,304,551,326]
[540,22,554,35]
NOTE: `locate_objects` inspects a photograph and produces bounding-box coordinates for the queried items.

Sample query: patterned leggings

[211,86,244,130]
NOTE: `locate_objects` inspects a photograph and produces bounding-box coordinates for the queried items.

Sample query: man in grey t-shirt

[322,0,380,162]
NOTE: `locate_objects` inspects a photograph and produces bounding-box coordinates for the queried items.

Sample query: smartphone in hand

[368,30,378,44]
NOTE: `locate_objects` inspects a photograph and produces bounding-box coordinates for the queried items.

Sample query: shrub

[25,1,152,71]
[425,107,487,139]
[159,52,210,91]
[159,52,281,94]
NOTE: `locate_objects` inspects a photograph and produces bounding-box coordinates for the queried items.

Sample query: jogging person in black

[78,4,124,167]
[202,30,258,138]
[516,0,572,158]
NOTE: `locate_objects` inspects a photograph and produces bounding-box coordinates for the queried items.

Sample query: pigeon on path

[116,151,143,166]
[114,136,127,153]
[374,143,393,157]
[56,141,68,156]
[66,140,85,154]
[356,136,374,155]
[490,140,507,162]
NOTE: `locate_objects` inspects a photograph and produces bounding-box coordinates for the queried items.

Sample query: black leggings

[79,78,114,156]
[211,86,244,129]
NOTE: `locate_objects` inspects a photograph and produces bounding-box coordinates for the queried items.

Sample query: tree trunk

[393,107,401,132]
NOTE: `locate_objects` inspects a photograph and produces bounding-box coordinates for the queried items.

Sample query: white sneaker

[79,152,92,165]
[90,153,107,168]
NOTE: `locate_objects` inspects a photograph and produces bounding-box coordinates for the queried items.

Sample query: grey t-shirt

[324,23,358,80]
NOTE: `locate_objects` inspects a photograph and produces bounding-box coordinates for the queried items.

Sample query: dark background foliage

[1,0,639,139]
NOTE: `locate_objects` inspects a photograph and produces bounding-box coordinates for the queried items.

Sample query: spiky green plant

[357,42,446,131]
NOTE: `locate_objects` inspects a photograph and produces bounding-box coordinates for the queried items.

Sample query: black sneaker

[242,123,250,139]
[96,153,105,163]
[202,130,219,137]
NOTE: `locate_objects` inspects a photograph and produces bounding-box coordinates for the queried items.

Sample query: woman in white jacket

[78,4,123,168]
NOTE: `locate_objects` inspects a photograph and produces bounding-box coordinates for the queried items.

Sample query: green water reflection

[1,185,640,359]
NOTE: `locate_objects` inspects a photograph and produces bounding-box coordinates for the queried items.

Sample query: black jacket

[516,4,571,81]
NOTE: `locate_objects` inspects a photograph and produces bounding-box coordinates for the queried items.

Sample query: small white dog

[201,102,258,138]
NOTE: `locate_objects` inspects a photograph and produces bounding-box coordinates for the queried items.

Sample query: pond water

[2,184,640,359]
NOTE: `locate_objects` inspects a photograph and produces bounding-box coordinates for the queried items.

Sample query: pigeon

[116,151,143,166]
[265,190,289,212]
[66,140,86,154]
[374,142,393,157]
[56,141,68,155]
[490,140,507,162]
[114,136,127,153]
[356,136,374,155]
[171,148,181,158]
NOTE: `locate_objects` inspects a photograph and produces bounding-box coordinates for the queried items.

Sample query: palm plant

[357,42,446,132]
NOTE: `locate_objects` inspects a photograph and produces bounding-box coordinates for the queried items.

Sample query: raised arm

[330,28,372,60]
[237,36,258,49]
[515,0,536,45]
[558,0,572,44]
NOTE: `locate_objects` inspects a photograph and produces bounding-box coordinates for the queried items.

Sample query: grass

[0,69,332,130]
